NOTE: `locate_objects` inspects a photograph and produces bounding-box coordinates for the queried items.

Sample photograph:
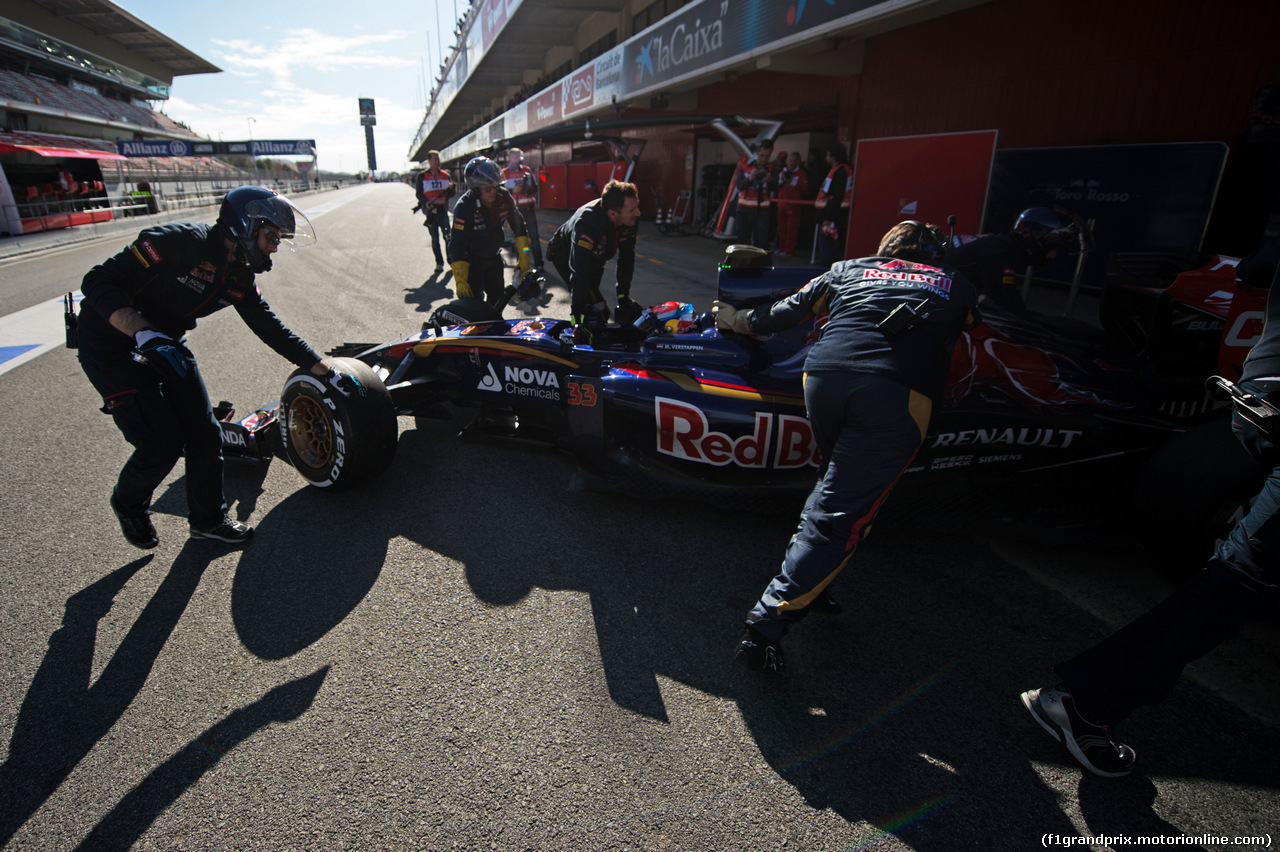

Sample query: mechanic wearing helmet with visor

[447,156,532,307]
[77,185,360,550]
[714,222,979,673]
[944,206,1088,310]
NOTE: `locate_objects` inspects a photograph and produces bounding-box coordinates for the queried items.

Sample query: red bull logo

[655,397,819,469]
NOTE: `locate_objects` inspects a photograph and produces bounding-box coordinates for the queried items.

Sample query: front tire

[279,357,397,490]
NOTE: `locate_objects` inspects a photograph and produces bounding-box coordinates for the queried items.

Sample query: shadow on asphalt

[0,544,328,849]
[311,415,1280,848]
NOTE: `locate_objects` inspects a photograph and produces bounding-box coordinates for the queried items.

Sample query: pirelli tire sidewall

[279,357,398,490]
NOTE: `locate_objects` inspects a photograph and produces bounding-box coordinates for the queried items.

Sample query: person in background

[776,151,810,257]
[502,148,543,269]
[815,143,852,268]
[734,140,778,249]
[414,150,455,273]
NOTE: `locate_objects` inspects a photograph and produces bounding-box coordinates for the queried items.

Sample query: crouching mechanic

[545,180,642,344]
[715,221,979,673]
[78,185,361,549]
[447,156,532,308]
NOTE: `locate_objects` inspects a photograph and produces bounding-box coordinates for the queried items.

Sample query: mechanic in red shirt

[715,222,979,674]
[414,150,454,272]
[775,151,809,257]
[734,140,778,249]
[501,147,542,269]
[77,186,357,549]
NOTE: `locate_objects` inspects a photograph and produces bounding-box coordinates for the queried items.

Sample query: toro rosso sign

[655,397,819,469]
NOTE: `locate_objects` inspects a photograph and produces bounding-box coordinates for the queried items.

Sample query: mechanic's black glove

[327,367,366,398]
[133,330,190,383]
[615,296,644,326]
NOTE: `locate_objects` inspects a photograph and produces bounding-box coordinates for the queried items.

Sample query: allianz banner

[116,139,318,158]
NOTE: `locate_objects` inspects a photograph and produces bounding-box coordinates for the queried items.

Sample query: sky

[116,0,467,175]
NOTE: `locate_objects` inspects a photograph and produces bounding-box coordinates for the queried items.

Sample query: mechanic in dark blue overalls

[715,221,980,674]
[545,180,643,344]
[1020,234,1280,778]
[446,156,532,308]
[78,186,358,549]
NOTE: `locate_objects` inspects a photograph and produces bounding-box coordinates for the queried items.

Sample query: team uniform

[736,257,979,646]
[78,222,321,531]
[816,162,852,267]
[734,158,778,249]
[775,163,809,256]
[546,197,638,326]
[446,186,529,306]
[945,233,1033,310]
[416,166,454,268]
[501,163,542,268]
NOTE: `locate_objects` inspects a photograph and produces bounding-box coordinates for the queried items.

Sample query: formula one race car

[215,246,1268,565]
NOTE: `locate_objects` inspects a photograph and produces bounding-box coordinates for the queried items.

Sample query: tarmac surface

[0,183,1276,851]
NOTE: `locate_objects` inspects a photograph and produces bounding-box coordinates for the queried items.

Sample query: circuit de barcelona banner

[115,139,317,158]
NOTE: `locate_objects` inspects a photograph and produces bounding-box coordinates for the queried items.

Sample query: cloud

[161,25,424,173]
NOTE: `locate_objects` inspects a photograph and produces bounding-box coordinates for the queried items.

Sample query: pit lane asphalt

[0,183,1276,850]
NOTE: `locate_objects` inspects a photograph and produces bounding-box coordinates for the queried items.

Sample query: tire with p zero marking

[279,357,397,490]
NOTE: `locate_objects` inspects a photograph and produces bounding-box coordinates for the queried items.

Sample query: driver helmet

[1012,206,1088,265]
[650,301,699,334]
[217,185,316,273]
[464,156,502,190]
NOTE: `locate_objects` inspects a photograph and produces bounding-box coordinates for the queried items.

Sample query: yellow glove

[515,236,532,274]
[450,261,473,298]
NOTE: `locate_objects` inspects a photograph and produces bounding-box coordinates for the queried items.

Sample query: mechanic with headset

[1019,232,1280,779]
[714,221,980,673]
[944,207,1088,310]
[447,156,533,308]
[501,148,543,270]
[413,149,454,273]
[77,185,359,550]
[545,179,643,344]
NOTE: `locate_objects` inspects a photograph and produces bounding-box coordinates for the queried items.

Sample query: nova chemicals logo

[478,363,502,392]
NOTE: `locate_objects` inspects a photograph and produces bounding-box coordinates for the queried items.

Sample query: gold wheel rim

[287,395,333,469]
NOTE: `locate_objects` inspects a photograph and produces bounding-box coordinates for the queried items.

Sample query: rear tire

[279,357,397,490]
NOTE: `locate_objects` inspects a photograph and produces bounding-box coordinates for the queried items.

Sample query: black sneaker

[110,498,158,550]
[1021,686,1136,778]
[190,516,254,545]
[733,626,785,674]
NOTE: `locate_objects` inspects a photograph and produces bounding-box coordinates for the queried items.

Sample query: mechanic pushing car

[715,221,980,673]
[1019,233,1280,778]
[545,179,643,345]
[944,206,1087,310]
[77,185,361,549]
[447,156,533,308]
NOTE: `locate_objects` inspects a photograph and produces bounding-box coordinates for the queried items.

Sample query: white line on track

[0,184,379,377]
